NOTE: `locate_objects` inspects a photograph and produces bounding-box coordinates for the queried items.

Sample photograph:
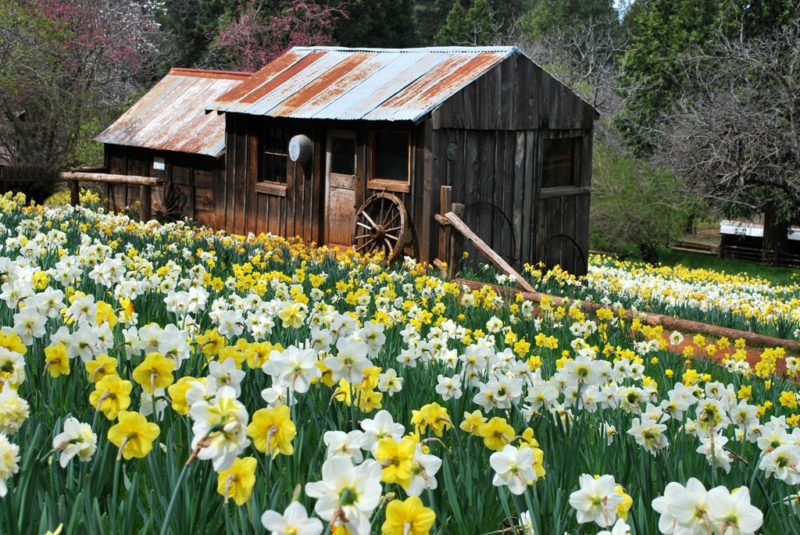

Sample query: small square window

[371,131,409,182]
[542,137,580,189]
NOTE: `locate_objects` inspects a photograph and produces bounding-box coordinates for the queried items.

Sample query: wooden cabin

[209,46,597,274]
[95,68,251,227]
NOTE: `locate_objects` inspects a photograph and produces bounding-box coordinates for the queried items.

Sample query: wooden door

[325,130,357,247]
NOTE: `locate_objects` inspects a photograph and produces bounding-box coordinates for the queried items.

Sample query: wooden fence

[60,171,163,221]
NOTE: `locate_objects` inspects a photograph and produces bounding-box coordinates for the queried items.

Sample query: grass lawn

[656,247,800,286]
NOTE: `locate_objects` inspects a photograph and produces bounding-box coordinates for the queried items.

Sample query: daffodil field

[2,192,800,535]
[525,257,800,341]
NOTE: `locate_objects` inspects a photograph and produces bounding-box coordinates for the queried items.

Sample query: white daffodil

[261,501,323,535]
[325,336,371,384]
[706,486,763,535]
[696,433,732,473]
[0,433,20,497]
[324,430,364,463]
[189,386,250,471]
[434,374,462,401]
[490,445,536,495]
[208,358,246,397]
[262,345,321,394]
[52,417,97,468]
[377,368,403,395]
[0,383,29,435]
[406,445,442,497]
[568,473,622,527]
[360,410,405,452]
[305,456,382,535]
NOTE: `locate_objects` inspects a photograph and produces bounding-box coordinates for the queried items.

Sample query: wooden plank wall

[431,54,596,131]
[432,127,592,275]
[435,129,540,270]
[223,115,429,255]
[223,115,322,242]
[104,145,222,226]
[430,53,595,275]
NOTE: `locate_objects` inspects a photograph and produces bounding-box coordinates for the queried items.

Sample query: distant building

[95,68,251,227]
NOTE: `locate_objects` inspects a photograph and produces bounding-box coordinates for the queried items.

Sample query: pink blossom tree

[213,1,346,72]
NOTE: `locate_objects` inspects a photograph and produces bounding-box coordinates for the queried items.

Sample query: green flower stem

[160,461,192,535]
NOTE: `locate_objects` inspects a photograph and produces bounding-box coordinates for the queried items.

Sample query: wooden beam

[444,210,536,293]
[455,278,800,353]
[69,180,79,206]
[437,185,452,278]
[140,185,152,221]
[59,171,162,187]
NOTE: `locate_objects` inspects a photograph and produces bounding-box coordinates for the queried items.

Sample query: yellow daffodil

[132,352,177,393]
[107,411,160,460]
[410,403,451,437]
[89,375,132,420]
[216,456,257,505]
[247,405,296,457]
[44,342,70,378]
[85,354,118,383]
[477,417,515,451]
[374,436,416,488]
[167,376,201,416]
[381,496,435,535]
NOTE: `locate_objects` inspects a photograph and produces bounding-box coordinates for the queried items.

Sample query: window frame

[540,135,582,191]
[367,129,412,193]
[257,124,290,190]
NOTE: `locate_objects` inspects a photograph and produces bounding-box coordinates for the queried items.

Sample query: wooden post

[140,185,152,221]
[448,203,463,280]
[437,186,452,278]
[69,180,79,206]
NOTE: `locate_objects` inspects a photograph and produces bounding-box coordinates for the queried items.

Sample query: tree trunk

[762,201,788,266]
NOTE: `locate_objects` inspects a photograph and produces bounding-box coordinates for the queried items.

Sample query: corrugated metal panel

[210,47,517,122]
[96,68,251,157]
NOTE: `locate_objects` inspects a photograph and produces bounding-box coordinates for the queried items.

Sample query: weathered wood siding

[223,115,431,258]
[431,54,595,131]
[223,115,322,241]
[104,145,223,227]
[220,53,594,273]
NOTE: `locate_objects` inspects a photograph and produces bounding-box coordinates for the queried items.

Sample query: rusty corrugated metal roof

[210,47,518,122]
[96,68,251,158]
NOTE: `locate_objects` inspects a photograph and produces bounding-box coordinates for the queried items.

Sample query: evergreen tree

[434,0,499,46]
[414,0,454,45]
[522,0,617,39]
[156,0,241,67]
[332,0,418,47]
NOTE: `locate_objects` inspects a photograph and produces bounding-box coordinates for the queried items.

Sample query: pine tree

[434,0,499,46]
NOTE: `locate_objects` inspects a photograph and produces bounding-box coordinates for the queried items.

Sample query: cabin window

[260,126,289,184]
[368,130,411,192]
[542,137,581,189]
[329,136,356,175]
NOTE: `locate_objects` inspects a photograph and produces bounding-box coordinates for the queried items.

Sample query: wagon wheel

[352,192,408,262]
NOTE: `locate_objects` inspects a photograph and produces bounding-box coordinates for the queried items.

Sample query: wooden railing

[60,171,163,221]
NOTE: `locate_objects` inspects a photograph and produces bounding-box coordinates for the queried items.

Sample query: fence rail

[59,171,163,221]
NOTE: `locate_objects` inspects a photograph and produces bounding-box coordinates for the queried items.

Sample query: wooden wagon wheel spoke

[352,192,409,263]
[361,211,379,229]
[383,211,401,227]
